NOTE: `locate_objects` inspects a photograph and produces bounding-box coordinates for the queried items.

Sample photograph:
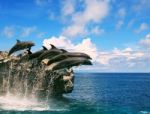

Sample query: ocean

[0,73,150,114]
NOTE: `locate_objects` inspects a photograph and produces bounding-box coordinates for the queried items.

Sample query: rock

[0,51,74,98]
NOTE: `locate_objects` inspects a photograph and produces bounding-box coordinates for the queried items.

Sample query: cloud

[43,36,98,60]
[127,19,135,28]
[97,47,144,66]
[43,36,74,49]
[116,20,124,29]
[62,24,87,37]
[134,0,150,13]
[20,26,36,37]
[134,23,148,33]
[2,26,14,38]
[118,8,126,18]
[116,8,126,29]
[140,34,150,48]
[74,38,98,60]
[37,32,46,38]
[62,0,109,37]
[61,0,75,16]
[42,35,149,72]
[91,26,105,35]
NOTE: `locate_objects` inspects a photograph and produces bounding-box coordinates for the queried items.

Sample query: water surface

[0,73,150,114]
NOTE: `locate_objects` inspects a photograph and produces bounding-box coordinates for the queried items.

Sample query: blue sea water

[0,73,150,114]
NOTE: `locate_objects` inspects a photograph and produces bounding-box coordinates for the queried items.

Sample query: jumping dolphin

[37,44,64,62]
[51,57,92,71]
[8,40,35,56]
[47,52,92,65]
[28,46,48,60]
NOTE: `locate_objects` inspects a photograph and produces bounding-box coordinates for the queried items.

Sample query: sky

[0,0,150,72]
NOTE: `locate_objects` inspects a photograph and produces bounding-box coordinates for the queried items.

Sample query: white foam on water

[0,94,68,111]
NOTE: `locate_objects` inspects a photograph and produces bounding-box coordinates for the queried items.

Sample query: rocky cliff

[0,51,74,99]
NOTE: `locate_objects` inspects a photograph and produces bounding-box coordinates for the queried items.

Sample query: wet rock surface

[0,51,74,98]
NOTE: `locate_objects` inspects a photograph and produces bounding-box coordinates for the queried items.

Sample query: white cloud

[140,34,150,48]
[118,8,126,18]
[42,35,149,72]
[127,19,135,28]
[20,26,36,37]
[116,20,124,29]
[74,38,98,60]
[77,0,109,24]
[115,8,126,29]
[61,0,75,16]
[62,0,109,37]
[2,26,14,38]
[97,47,144,66]
[135,23,148,33]
[43,36,98,60]
[62,24,87,37]
[91,26,105,35]
[43,36,74,50]
[37,32,46,38]
[134,0,150,13]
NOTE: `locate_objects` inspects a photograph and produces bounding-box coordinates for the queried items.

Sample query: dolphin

[28,46,48,60]
[47,52,92,65]
[37,44,64,62]
[51,57,92,71]
[8,40,35,56]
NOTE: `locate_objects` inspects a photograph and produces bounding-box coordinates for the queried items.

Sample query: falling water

[6,61,13,95]
[0,52,74,111]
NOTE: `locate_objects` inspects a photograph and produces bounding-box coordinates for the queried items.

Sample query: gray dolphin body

[38,49,63,62]
[47,52,92,65]
[51,57,92,70]
[8,40,35,56]
[28,46,47,60]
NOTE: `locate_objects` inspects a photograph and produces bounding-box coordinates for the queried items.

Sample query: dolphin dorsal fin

[27,49,32,54]
[61,49,67,53]
[16,39,21,43]
[42,46,48,50]
[50,44,57,49]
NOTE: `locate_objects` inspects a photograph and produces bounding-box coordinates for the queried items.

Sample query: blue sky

[0,0,150,72]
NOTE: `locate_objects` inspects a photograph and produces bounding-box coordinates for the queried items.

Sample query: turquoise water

[0,73,150,114]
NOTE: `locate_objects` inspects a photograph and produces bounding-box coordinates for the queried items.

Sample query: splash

[0,93,69,111]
